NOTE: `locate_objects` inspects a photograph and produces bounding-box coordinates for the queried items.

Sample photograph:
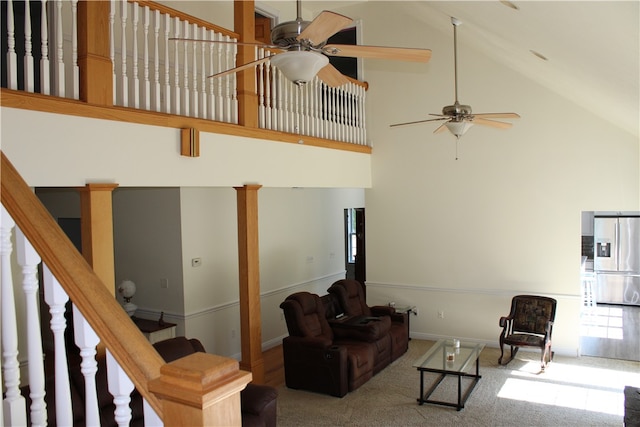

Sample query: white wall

[112,188,186,330]
[0,108,371,189]
[180,186,364,356]
[354,2,639,356]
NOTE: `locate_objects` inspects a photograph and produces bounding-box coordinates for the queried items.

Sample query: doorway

[579,211,640,362]
[345,208,365,292]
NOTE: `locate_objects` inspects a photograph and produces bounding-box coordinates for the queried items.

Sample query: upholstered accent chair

[328,279,409,362]
[498,295,557,370]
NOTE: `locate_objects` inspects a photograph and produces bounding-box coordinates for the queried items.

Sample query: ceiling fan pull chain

[455,136,460,160]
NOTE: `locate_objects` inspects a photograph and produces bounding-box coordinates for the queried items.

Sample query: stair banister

[2,151,252,426]
[1,151,165,416]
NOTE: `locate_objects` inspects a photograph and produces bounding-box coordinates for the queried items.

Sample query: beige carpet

[276,340,640,426]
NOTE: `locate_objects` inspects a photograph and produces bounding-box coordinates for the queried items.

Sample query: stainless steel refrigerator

[594,216,640,306]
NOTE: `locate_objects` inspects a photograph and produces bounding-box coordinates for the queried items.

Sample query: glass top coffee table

[413,339,485,411]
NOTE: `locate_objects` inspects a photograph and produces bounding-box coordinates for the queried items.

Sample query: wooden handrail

[0,151,165,416]
[0,89,372,154]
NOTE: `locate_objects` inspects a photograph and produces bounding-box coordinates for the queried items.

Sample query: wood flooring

[579,304,640,362]
[263,344,285,388]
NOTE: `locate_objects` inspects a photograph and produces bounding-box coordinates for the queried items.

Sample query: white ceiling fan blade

[473,112,521,119]
[207,57,270,79]
[297,11,353,46]
[390,117,448,128]
[472,117,514,129]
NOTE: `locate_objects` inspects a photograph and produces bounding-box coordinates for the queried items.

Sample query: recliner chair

[328,279,409,362]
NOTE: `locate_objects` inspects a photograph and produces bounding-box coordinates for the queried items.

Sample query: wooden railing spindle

[52,0,65,97]
[71,0,79,99]
[72,304,101,426]
[181,20,189,117]
[15,227,47,427]
[142,5,151,110]
[106,350,135,427]
[132,3,140,108]
[42,264,74,427]
[22,0,35,92]
[110,0,117,104]
[162,12,171,114]
[5,0,18,89]
[39,0,50,95]
[119,0,129,107]
[0,207,27,427]
[172,16,180,115]
[152,9,161,112]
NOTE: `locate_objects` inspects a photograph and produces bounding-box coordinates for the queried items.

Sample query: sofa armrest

[241,383,278,416]
[330,316,391,342]
[282,336,349,397]
[370,306,395,317]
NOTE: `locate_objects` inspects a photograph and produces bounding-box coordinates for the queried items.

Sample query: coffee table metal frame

[413,339,485,411]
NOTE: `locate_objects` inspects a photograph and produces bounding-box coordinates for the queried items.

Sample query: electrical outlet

[231,329,236,338]
[437,310,444,319]
[160,278,168,289]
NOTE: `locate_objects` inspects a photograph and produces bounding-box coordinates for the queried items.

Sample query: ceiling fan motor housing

[271,19,326,50]
[442,103,472,119]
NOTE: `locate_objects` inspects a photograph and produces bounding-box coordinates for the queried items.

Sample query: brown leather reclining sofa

[279,279,409,397]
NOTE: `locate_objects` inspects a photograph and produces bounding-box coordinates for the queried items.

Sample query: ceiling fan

[173,0,431,87]
[390,17,519,138]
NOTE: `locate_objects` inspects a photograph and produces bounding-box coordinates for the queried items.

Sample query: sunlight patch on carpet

[510,360,640,389]
[497,377,623,415]
[497,359,640,416]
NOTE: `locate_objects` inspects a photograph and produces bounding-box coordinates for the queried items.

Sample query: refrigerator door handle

[615,220,619,270]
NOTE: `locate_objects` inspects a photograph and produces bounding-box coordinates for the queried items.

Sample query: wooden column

[77,183,118,295]
[78,0,113,105]
[149,353,252,427]
[235,184,264,384]
[234,0,258,128]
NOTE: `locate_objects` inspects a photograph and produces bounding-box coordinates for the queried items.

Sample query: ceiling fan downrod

[452,17,461,105]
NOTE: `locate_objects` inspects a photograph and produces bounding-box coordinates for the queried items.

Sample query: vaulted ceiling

[296,1,639,138]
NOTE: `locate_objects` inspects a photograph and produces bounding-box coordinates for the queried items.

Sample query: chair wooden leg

[499,344,519,366]
[541,345,552,371]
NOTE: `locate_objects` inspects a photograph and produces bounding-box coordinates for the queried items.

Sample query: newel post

[149,353,252,426]
[77,0,113,105]
[234,0,258,127]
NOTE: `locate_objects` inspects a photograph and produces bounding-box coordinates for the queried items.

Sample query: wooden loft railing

[1,151,251,426]
[0,0,371,152]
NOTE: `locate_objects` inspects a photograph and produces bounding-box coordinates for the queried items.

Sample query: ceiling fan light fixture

[445,121,473,137]
[269,51,329,86]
